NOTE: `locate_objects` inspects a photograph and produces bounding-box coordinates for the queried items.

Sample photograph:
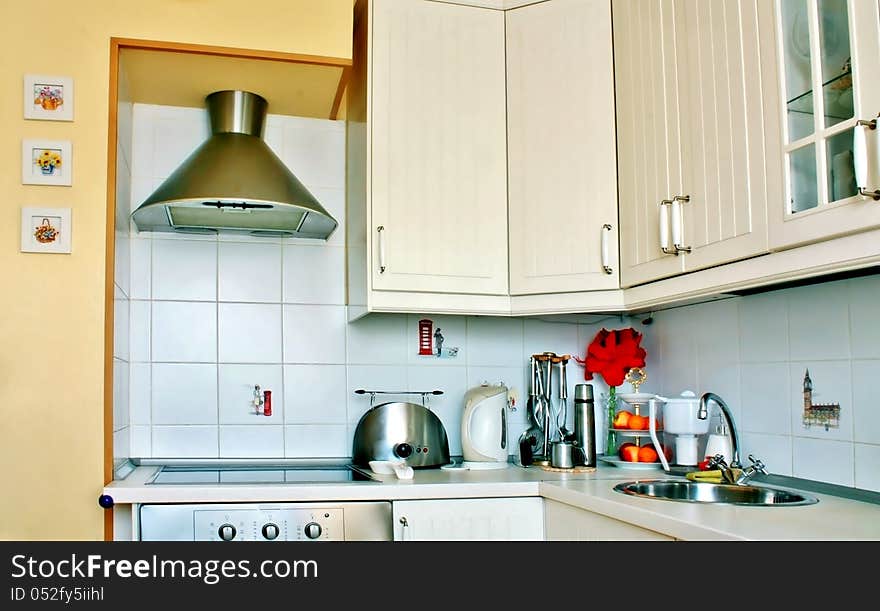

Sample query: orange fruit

[612,411,631,429]
[628,414,648,430]
[638,445,659,462]
[619,443,640,462]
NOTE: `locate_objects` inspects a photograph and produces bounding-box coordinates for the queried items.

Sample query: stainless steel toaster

[352,402,450,468]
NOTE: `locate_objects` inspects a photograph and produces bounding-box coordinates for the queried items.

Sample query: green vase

[605,386,618,456]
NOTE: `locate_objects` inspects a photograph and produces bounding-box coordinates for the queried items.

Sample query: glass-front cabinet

[771,0,880,249]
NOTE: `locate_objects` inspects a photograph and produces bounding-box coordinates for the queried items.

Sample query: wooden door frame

[102,37,351,540]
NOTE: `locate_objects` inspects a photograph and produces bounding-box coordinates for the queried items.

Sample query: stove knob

[218,524,237,541]
[394,442,413,459]
[261,523,280,540]
[304,522,322,539]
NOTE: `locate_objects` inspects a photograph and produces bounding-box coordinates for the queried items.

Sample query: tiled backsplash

[640,275,880,492]
[117,103,607,461]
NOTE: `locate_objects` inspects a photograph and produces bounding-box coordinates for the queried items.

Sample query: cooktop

[148,465,378,485]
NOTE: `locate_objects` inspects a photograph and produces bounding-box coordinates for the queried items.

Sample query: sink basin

[613,480,819,506]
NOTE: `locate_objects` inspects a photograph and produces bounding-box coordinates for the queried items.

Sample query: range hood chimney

[130,90,338,239]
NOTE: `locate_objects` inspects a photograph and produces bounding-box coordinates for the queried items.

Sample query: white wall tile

[218,242,281,303]
[699,362,742,430]
[284,365,347,424]
[792,437,854,486]
[854,443,880,492]
[851,360,880,445]
[282,244,345,305]
[346,365,408,425]
[152,363,218,425]
[279,118,345,190]
[115,233,131,297]
[129,238,152,299]
[788,282,851,360]
[407,315,467,366]
[113,359,129,430]
[219,364,284,424]
[739,363,790,434]
[655,308,698,396]
[285,424,348,458]
[151,108,209,178]
[130,363,151,425]
[219,426,284,458]
[129,300,151,362]
[114,427,130,461]
[523,319,580,364]
[739,432,792,477]
[152,239,217,301]
[113,296,129,360]
[694,299,740,365]
[130,425,151,458]
[738,291,788,362]
[408,366,467,456]
[152,301,216,362]
[466,317,523,367]
[218,303,282,363]
[346,313,408,365]
[283,305,346,363]
[849,275,880,359]
[153,426,218,458]
[789,361,852,442]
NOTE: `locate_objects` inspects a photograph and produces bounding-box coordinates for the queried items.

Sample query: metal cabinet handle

[671,195,692,254]
[659,200,674,254]
[377,225,387,273]
[600,223,613,274]
[855,118,880,200]
[501,405,507,450]
[399,516,409,541]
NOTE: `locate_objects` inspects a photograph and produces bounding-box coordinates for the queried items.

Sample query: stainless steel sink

[613,480,819,506]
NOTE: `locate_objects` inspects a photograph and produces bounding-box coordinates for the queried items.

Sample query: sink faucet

[707,454,768,485]
[698,392,741,468]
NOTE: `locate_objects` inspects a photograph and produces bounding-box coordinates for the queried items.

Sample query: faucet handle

[747,454,767,475]
[706,454,728,470]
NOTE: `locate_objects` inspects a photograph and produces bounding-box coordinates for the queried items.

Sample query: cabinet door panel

[392,498,544,541]
[678,0,773,272]
[507,0,619,295]
[370,0,508,295]
[615,0,686,287]
[770,0,880,249]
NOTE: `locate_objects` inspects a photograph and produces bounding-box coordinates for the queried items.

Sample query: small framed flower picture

[22,139,72,186]
[21,207,72,254]
[24,74,74,121]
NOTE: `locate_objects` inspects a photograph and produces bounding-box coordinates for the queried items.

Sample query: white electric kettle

[461,382,510,470]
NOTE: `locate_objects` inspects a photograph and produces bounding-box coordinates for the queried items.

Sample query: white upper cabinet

[615,0,687,287]
[770,0,880,249]
[369,0,508,296]
[616,0,780,287]
[506,0,620,295]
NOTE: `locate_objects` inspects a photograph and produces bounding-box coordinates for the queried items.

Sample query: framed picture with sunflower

[23,74,74,121]
[22,139,72,186]
[21,207,72,254]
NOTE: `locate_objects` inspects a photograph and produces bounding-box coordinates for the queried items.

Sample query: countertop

[104,464,880,541]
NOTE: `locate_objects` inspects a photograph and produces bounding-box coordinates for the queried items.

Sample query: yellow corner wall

[0,0,352,540]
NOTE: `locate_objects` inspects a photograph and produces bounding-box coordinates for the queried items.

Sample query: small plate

[599,456,664,470]
[615,392,658,404]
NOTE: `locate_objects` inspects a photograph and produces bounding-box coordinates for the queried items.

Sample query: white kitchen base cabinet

[543,499,673,541]
[392,498,544,541]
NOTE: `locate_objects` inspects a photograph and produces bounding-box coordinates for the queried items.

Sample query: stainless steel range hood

[130,90,338,239]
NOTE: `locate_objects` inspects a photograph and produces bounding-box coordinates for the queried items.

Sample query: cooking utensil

[550,440,586,469]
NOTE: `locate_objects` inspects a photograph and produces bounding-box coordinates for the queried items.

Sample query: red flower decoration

[574,328,647,387]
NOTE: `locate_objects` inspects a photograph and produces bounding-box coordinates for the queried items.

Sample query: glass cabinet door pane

[827,128,858,202]
[782,0,815,142]
[818,0,854,128]
[790,144,819,213]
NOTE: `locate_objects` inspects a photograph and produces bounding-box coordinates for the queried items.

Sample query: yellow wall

[0,0,352,540]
